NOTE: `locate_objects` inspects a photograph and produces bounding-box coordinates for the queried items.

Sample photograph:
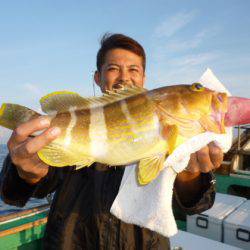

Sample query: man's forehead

[106,62,142,68]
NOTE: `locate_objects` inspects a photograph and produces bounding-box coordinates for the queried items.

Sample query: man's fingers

[16,127,61,158]
[196,146,214,173]
[186,153,200,173]
[15,154,49,184]
[208,142,223,169]
[8,116,51,148]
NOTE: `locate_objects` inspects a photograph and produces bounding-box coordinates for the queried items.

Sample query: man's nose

[118,69,129,82]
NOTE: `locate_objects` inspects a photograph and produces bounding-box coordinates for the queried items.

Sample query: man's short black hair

[96,33,146,72]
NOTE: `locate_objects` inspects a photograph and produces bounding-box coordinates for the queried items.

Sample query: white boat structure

[172,125,250,250]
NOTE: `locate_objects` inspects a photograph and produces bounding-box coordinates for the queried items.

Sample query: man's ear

[142,74,146,87]
[94,70,101,87]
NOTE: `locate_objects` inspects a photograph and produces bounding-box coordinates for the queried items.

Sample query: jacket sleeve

[173,172,216,218]
[0,154,63,207]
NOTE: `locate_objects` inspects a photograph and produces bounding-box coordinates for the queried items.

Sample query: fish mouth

[224,96,250,126]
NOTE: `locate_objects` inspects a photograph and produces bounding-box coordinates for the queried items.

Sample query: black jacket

[0,155,215,250]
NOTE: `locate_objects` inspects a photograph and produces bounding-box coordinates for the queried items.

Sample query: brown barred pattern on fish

[1,83,250,185]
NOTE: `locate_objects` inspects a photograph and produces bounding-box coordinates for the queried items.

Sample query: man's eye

[130,68,139,72]
[108,67,118,71]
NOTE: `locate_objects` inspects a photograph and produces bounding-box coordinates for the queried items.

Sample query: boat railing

[218,125,250,177]
[0,204,49,239]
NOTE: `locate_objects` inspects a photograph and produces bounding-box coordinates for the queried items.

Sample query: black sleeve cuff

[32,165,59,198]
[0,155,38,207]
[173,172,216,215]
[0,154,60,207]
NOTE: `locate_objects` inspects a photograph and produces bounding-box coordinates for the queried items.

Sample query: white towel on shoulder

[110,69,233,237]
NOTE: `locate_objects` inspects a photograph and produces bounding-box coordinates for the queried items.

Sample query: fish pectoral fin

[162,124,179,154]
[138,153,166,185]
[37,142,93,167]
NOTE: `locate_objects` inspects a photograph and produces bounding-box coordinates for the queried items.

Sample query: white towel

[110,68,233,237]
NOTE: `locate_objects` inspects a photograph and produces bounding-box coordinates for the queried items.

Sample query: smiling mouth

[112,83,125,90]
[112,82,135,90]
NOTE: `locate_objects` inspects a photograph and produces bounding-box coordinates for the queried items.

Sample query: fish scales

[50,112,71,143]
[89,106,109,160]
[102,93,167,165]
[44,108,92,165]
[70,109,91,154]
[2,83,248,185]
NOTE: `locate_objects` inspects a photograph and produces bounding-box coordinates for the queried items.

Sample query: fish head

[182,82,228,114]
[158,82,250,131]
[179,83,229,133]
[157,83,227,120]
[155,83,229,135]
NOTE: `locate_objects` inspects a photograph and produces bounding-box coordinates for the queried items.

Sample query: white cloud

[154,10,198,38]
[169,52,219,67]
[151,26,220,62]
[164,28,219,53]
[149,10,249,99]
[23,83,42,96]
[150,18,220,84]
[147,52,220,87]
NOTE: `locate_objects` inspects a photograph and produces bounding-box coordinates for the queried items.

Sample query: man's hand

[7,116,61,185]
[176,142,223,182]
[186,142,224,174]
[174,142,223,204]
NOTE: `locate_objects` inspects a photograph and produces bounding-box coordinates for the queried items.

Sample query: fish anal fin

[37,142,94,167]
[75,159,94,170]
[138,153,166,185]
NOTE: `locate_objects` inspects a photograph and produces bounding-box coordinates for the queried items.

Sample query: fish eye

[190,82,204,92]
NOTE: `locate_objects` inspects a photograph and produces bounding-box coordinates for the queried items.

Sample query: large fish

[0,83,250,185]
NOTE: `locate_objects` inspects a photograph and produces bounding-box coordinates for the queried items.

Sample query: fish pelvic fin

[40,86,146,114]
[0,103,40,130]
[137,153,166,185]
[37,142,94,167]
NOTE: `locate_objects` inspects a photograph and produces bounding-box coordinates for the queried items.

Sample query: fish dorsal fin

[137,153,166,185]
[40,86,146,114]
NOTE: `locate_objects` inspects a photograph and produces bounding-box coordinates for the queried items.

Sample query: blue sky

[0,0,250,142]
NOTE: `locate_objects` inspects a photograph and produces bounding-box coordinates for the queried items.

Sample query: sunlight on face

[95,48,145,92]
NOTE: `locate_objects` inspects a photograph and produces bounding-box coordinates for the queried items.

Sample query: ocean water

[0,144,49,216]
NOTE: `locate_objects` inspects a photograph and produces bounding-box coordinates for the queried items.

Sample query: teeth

[113,84,125,90]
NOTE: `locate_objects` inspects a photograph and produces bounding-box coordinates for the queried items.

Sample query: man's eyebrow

[129,65,141,68]
[106,63,142,68]
[107,63,119,67]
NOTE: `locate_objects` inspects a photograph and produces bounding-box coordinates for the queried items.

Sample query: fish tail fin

[0,103,41,130]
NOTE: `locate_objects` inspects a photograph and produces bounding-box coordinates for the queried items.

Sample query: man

[0,34,223,249]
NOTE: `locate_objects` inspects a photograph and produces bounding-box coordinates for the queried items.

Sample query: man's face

[95,48,145,92]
